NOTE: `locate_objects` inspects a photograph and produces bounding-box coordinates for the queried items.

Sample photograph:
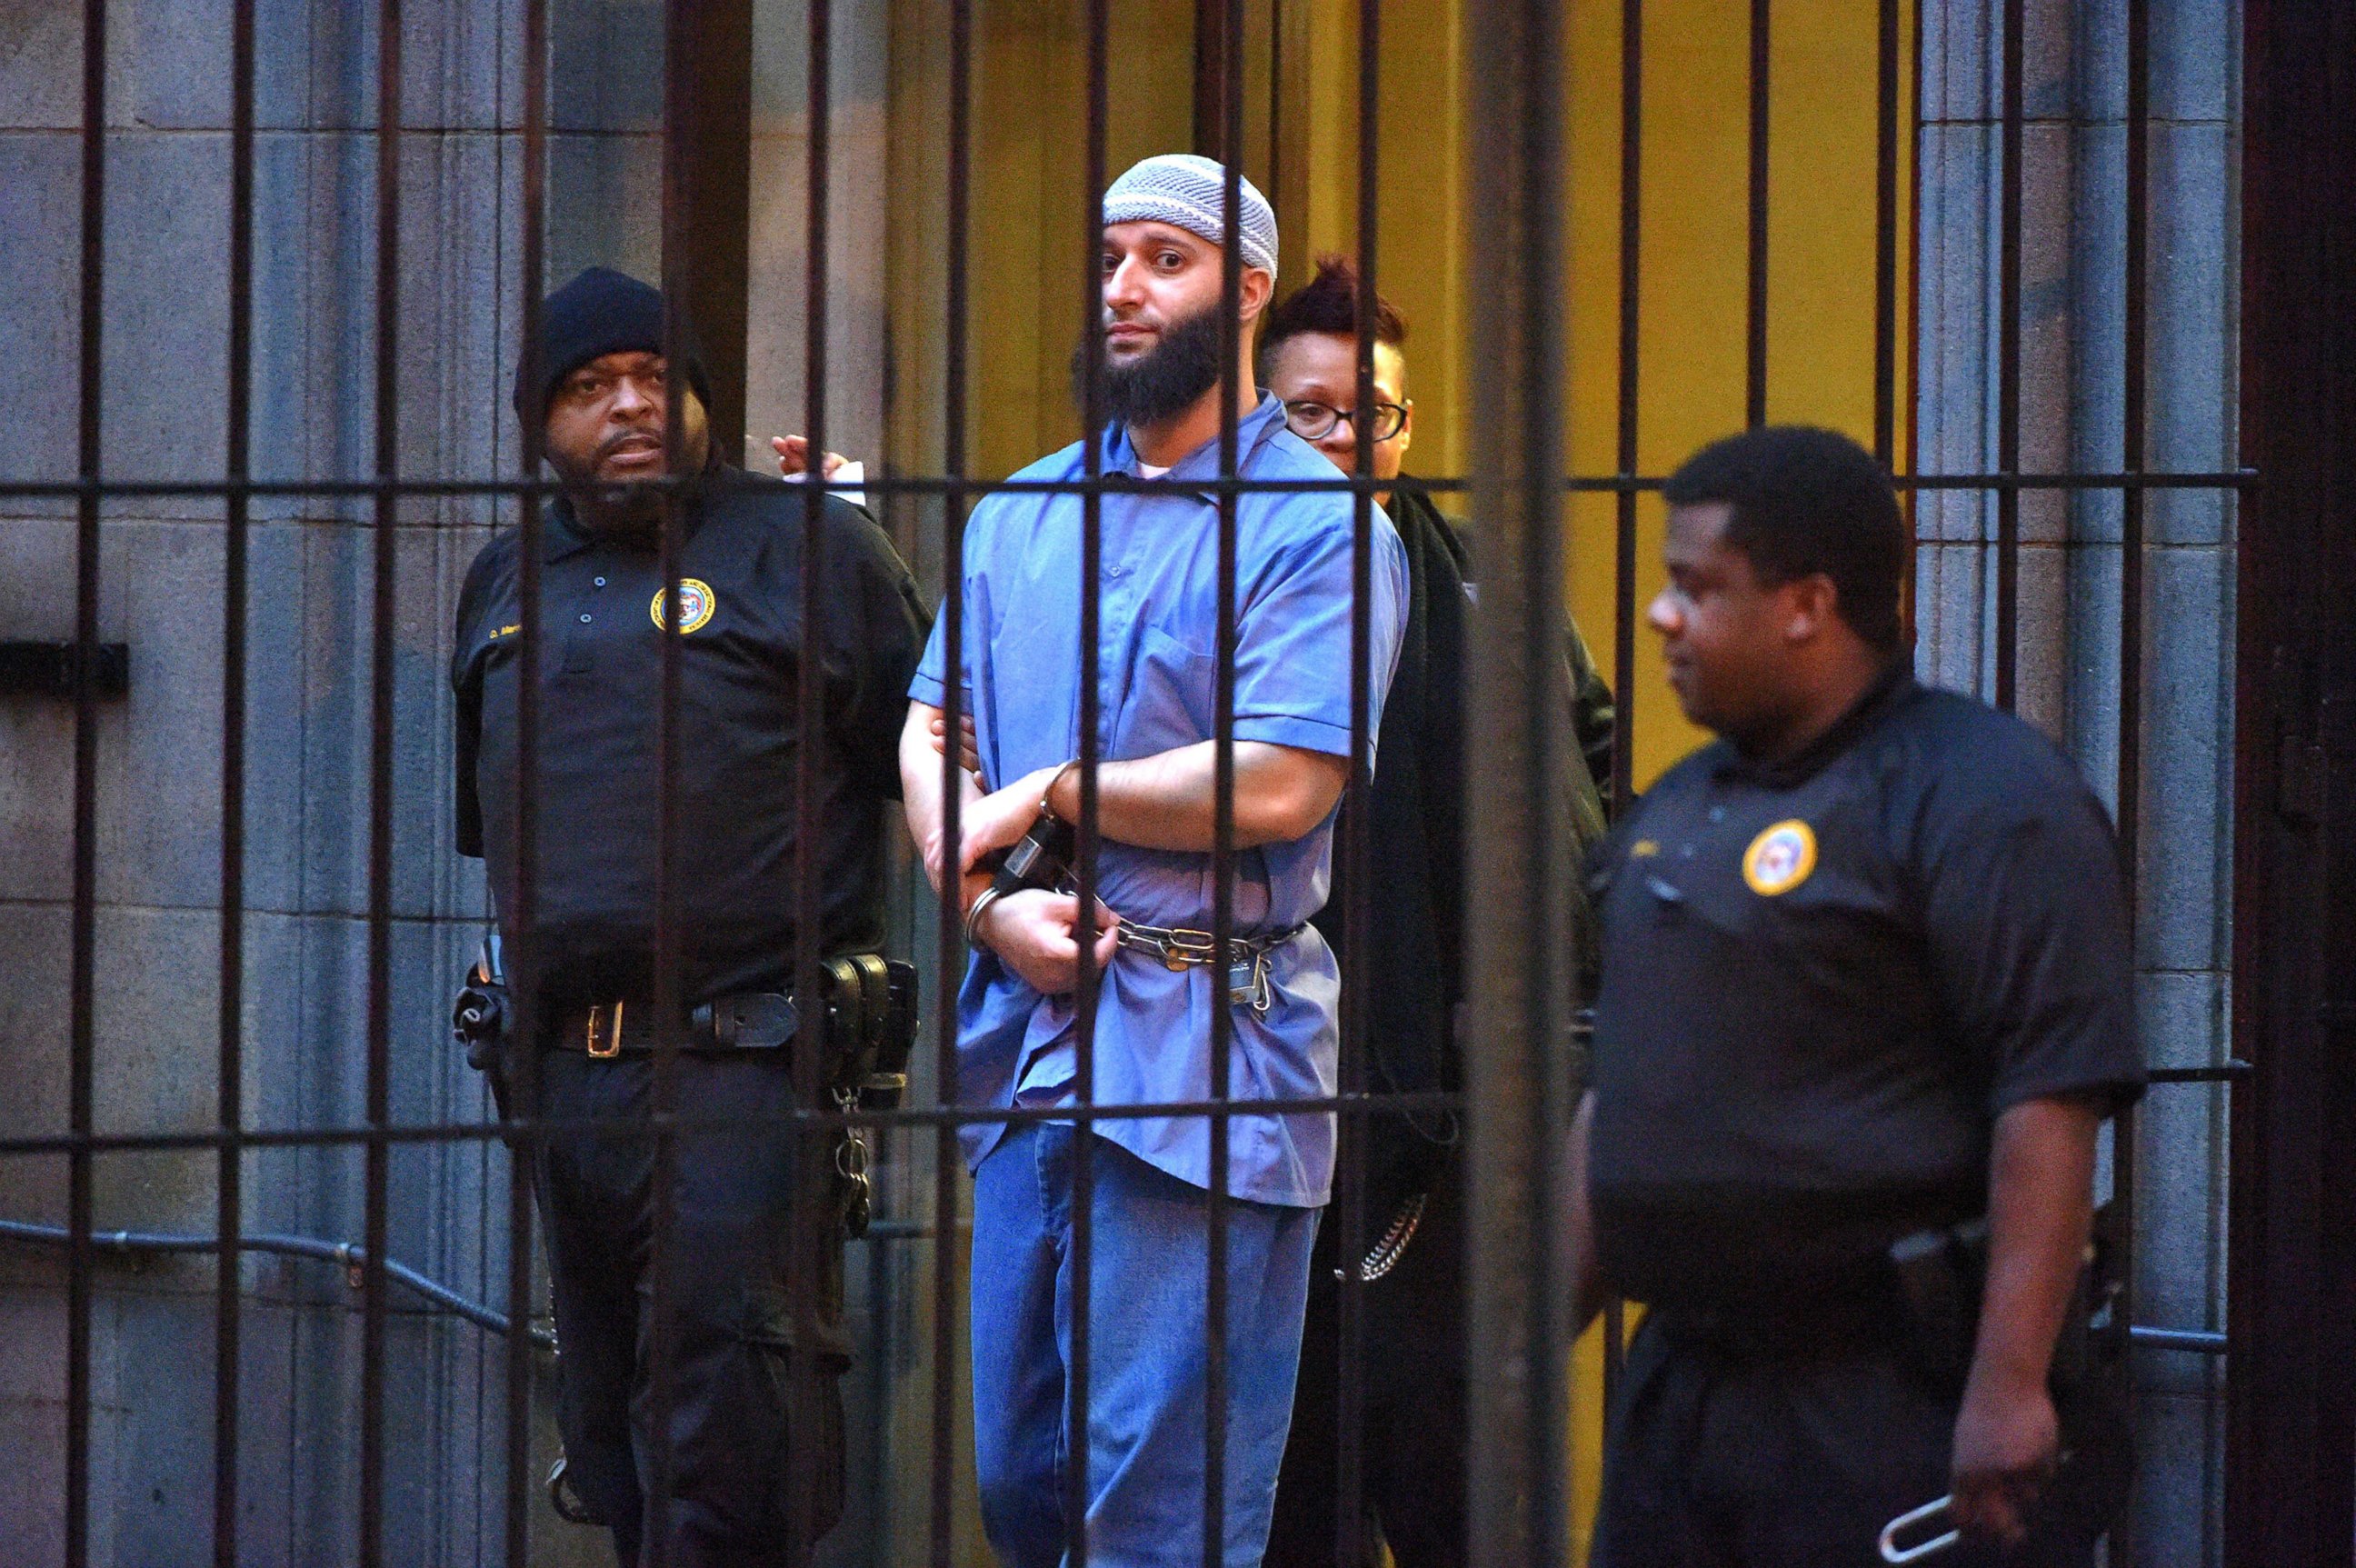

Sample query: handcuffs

[965,760,1295,1016]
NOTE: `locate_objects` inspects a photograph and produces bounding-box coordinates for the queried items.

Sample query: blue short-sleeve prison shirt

[910,394,1409,1207]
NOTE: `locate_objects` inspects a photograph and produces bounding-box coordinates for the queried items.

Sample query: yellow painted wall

[884,3,1912,1561]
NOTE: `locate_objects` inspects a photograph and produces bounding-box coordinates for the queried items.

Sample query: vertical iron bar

[65,0,105,1560]
[1745,0,1770,428]
[214,0,257,1558]
[1602,0,1644,1410]
[1463,0,1573,1560]
[1333,2,1381,1560]
[788,4,833,1560]
[2110,3,2151,1562]
[648,3,693,1558]
[1903,0,1925,623]
[1993,0,2024,709]
[930,5,973,1562]
[1204,3,1248,1555]
[1266,0,1285,244]
[501,0,551,1558]
[360,1,404,1558]
[1872,0,1900,465]
[1066,0,1108,1560]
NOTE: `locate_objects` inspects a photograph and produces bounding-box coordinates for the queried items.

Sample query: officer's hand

[973,889,1119,996]
[1949,1369,2060,1545]
[931,712,982,776]
[772,434,848,480]
[958,767,1063,874]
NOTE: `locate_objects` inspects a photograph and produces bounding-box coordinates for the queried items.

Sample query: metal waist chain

[1112,918,1303,1016]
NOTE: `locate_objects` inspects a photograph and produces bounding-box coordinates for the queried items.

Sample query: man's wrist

[963,885,1008,949]
[1962,1341,2053,1403]
[1038,759,1082,824]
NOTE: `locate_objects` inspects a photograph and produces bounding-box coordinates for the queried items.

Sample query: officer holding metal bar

[1255,254,1613,1568]
[450,267,927,1567]
[1566,426,2145,1567]
[899,155,1408,1567]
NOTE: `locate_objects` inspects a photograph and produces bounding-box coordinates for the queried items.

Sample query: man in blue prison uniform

[900,155,1407,1566]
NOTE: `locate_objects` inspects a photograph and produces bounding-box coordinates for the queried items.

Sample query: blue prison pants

[971,1123,1322,1568]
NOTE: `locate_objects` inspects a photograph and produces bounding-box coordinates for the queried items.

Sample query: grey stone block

[0,1288,85,1565]
[2062,536,2124,806]
[746,120,892,464]
[2131,1387,2225,1567]
[2126,1077,2229,1331]
[289,518,470,922]
[0,0,86,129]
[1922,0,1992,124]
[2136,965,2229,1073]
[2011,540,2072,738]
[0,133,86,510]
[95,134,232,518]
[2152,0,2237,126]
[120,0,235,130]
[2133,544,2232,971]
[2145,121,2237,547]
[550,0,663,135]
[1913,537,1992,700]
[547,131,663,294]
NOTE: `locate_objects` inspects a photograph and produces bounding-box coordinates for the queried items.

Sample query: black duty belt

[549,991,802,1058]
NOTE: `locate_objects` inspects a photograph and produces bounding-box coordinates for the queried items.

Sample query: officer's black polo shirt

[1587,664,2145,1310]
[452,469,929,1013]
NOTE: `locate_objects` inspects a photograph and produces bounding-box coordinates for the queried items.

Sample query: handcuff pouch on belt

[820,953,920,1239]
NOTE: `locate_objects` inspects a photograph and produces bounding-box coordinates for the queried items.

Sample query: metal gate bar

[1465,0,1574,1561]
[213,0,257,1559]
[1746,0,1771,429]
[1333,0,1385,1559]
[500,0,552,1553]
[359,0,405,1557]
[1992,0,2024,711]
[65,0,105,1560]
[928,5,974,1559]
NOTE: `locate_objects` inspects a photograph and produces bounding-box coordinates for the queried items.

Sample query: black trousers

[520,1047,846,1568]
[1263,1165,1467,1568]
[1592,1316,2101,1568]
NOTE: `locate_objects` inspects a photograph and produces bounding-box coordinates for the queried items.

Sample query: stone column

[1916,2,2239,1561]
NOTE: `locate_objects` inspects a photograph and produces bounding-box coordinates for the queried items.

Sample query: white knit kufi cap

[1102,154,1279,281]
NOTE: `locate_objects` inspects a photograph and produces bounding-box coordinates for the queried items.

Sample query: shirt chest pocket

[1113,624,1217,756]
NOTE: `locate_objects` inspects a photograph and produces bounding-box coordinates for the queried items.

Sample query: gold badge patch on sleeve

[649,578,717,634]
[1742,819,1818,895]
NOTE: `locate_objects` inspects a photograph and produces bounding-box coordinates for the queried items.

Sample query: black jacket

[1310,480,1614,1216]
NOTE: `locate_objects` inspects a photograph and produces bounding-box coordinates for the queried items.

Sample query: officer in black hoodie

[1257,255,1614,1566]
[452,268,928,1567]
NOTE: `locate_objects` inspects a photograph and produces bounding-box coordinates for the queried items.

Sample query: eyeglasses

[1283,400,1408,444]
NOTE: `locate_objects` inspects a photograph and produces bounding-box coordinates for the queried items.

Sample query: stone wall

[1915,1,2239,1560]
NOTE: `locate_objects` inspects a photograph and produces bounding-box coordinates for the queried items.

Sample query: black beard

[1072,303,1227,434]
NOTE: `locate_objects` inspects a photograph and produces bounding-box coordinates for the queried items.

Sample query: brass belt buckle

[585,999,624,1059]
